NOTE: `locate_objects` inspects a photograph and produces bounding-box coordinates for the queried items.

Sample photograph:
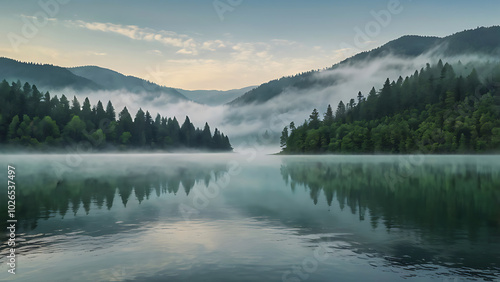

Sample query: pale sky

[0,0,499,90]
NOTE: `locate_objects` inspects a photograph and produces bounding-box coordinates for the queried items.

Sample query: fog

[54,50,499,153]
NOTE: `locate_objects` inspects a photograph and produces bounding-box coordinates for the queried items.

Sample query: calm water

[0,154,499,282]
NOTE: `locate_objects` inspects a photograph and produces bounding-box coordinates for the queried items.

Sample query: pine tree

[202,122,213,148]
[105,101,116,122]
[95,101,107,126]
[309,108,320,129]
[280,126,288,148]
[180,116,196,147]
[144,111,154,144]
[357,91,364,105]
[335,101,346,121]
[323,104,334,126]
[212,128,222,150]
[377,78,393,117]
[133,108,146,146]
[71,96,81,116]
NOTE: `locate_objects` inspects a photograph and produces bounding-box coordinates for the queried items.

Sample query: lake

[0,154,499,281]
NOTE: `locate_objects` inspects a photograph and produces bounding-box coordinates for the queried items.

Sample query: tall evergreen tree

[71,96,81,116]
[280,126,288,148]
[105,101,116,122]
[95,101,107,126]
[201,122,213,148]
[323,104,334,126]
[335,101,346,121]
[133,108,146,146]
[309,108,320,129]
[180,116,196,147]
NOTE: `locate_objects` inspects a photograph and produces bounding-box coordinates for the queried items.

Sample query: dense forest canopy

[281,60,500,154]
[0,80,232,151]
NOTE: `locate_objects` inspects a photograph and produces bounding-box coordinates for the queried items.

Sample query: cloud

[89,51,107,56]
[201,40,226,51]
[67,20,201,55]
[20,14,58,23]
[270,39,299,46]
[147,50,163,56]
[53,48,498,154]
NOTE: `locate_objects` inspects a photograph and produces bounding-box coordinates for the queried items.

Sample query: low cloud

[48,47,500,153]
[67,20,199,55]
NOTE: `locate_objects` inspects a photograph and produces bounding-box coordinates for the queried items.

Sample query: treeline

[281,60,500,154]
[0,80,232,151]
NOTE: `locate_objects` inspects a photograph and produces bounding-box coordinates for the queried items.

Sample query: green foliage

[282,60,500,154]
[119,131,132,145]
[0,80,232,151]
[63,115,86,142]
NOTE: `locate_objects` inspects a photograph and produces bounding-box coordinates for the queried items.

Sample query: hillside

[0,80,232,151]
[0,57,102,91]
[0,58,188,102]
[280,60,500,154]
[68,66,187,100]
[176,86,256,106]
[230,26,500,106]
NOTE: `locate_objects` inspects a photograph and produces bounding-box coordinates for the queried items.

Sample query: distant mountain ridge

[0,57,255,105]
[230,26,500,106]
[67,65,186,101]
[176,86,256,106]
[0,57,188,102]
[0,57,102,91]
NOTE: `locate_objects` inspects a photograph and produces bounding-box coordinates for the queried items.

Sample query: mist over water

[0,154,499,281]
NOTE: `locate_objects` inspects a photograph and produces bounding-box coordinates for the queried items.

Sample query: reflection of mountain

[2,162,227,233]
[280,158,500,233]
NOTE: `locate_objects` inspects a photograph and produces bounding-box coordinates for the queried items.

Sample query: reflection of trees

[2,163,227,233]
[280,158,500,277]
[280,159,500,234]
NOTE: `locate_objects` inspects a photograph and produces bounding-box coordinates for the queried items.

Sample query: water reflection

[0,154,499,281]
[279,156,500,278]
[0,155,229,235]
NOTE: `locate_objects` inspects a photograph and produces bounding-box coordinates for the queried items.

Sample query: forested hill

[230,26,500,106]
[280,60,500,154]
[0,80,232,151]
[0,57,101,91]
[67,65,187,100]
[0,57,188,102]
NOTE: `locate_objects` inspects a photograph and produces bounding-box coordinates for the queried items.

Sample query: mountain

[0,57,102,91]
[68,66,187,101]
[0,58,188,102]
[176,86,256,106]
[281,60,500,154]
[230,26,500,106]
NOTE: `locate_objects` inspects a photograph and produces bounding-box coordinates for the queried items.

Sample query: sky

[0,0,499,90]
